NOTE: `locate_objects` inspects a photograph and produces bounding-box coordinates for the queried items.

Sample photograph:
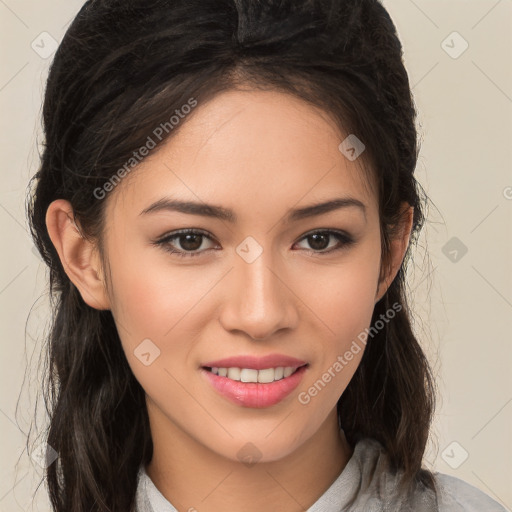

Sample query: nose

[218,251,299,340]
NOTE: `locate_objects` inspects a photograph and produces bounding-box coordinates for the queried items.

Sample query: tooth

[240,368,259,383]
[258,368,275,383]
[227,367,241,381]
[274,367,284,380]
[209,365,301,382]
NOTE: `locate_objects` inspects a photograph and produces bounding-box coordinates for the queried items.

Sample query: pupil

[181,234,202,251]
[179,233,330,252]
[308,233,329,250]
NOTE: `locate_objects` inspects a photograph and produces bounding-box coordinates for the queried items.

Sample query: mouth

[201,363,309,384]
[200,363,309,408]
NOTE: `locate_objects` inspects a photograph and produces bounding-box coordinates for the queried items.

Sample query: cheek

[108,257,209,403]
[300,244,381,339]
[106,246,225,381]
[294,241,381,405]
[107,242,211,335]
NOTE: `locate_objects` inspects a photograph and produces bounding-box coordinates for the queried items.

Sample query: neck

[145,406,353,512]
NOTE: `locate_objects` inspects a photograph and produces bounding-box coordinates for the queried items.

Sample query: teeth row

[209,366,299,383]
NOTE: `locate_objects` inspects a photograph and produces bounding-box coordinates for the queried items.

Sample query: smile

[200,364,309,408]
[204,365,306,383]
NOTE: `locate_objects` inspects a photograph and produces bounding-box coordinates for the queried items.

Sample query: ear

[374,202,414,304]
[45,199,111,310]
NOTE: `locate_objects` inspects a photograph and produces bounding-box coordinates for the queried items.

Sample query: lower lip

[200,365,308,408]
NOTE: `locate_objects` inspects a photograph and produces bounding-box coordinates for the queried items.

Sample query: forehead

[105,88,376,222]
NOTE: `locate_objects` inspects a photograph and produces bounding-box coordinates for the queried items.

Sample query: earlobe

[374,203,414,304]
[45,199,111,310]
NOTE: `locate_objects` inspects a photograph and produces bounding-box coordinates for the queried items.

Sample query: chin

[204,428,309,465]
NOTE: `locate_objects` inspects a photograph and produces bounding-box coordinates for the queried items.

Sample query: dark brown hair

[26,0,437,510]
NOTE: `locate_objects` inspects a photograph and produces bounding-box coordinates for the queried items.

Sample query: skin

[46,88,413,512]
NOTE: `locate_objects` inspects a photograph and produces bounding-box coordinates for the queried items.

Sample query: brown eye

[153,229,218,258]
[177,233,204,251]
[294,230,355,254]
[306,232,330,251]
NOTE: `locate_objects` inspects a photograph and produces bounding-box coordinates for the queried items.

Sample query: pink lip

[200,365,308,408]
[201,354,308,370]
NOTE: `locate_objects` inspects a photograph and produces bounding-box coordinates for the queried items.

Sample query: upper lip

[201,354,308,370]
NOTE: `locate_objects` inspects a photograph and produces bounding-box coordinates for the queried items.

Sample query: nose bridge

[219,245,296,339]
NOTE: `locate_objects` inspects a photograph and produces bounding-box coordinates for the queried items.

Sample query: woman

[27,0,506,510]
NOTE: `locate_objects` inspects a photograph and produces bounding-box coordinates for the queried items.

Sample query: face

[88,89,387,462]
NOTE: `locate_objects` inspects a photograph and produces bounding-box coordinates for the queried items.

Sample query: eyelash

[152,228,355,259]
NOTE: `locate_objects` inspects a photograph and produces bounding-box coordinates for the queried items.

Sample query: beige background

[1,1,511,510]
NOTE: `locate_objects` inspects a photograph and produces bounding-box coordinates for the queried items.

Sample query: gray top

[134,437,507,511]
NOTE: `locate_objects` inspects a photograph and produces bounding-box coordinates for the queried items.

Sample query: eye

[293,229,355,255]
[152,228,355,259]
[152,229,219,258]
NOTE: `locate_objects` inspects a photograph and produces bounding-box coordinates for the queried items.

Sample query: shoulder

[345,437,507,512]
[135,464,178,512]
[434,472,508,512]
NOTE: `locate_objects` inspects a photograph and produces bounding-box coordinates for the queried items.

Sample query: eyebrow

[139,196,366,223]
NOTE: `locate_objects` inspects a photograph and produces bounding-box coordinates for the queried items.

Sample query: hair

[26,0,438,510]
